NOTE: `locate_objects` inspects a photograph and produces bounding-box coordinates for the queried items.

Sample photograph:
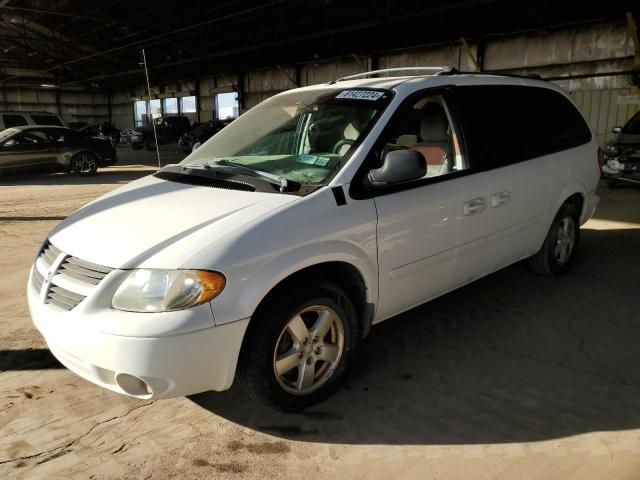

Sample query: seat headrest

[419,102,449,143]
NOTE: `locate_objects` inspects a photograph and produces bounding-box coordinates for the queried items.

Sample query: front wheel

[528,202,580,276]
[237,279,358,411]
[70,152,98,176]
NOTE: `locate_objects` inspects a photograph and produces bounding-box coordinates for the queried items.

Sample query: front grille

[31,241,113,311]
[58,256,112,285]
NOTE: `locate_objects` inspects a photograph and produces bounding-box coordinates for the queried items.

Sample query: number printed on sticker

[335,90,384,101]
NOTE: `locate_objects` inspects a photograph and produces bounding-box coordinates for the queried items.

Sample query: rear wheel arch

[561,192,584,219]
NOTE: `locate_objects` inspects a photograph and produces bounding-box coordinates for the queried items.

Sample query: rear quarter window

[453,85,592,170]
[30,114,64,126]
[3,114,29,128]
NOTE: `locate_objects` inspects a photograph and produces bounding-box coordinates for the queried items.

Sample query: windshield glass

[0,128,18,142]
[181,88,391,185]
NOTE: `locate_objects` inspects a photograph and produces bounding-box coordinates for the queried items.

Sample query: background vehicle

[67,121,90,131]
[0,110,64,130]
[178,119,231,153]
[602,112,640,187]
[0,125,116,176]
[78,122,121,146]
[130,116,191,150]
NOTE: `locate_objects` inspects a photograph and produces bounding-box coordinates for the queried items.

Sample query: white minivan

[28,68,600,410]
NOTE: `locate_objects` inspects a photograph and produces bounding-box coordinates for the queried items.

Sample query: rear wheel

[145,139,156,151]
[70,152,98,176]
[528,202,580,276]
[237,279,357,411]
[131,143,143,150]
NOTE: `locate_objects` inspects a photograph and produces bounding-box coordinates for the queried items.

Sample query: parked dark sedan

[130,116,191,150]
[78,122,121,145]
[178,119,232,153]
[0,125,117,176]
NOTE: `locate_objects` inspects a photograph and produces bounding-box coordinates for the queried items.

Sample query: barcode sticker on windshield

[335,90,384,101]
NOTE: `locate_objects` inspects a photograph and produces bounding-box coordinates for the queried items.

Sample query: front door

[358,89,489,322]
[0,130,55,169]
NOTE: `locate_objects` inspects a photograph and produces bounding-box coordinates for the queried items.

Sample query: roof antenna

[141,48,161,171]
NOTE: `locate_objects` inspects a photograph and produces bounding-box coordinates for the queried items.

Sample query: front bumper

[27,281,249,399]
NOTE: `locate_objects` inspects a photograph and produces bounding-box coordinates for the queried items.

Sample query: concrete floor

[1,146,640,479]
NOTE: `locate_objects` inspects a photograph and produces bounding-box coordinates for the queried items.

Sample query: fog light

[115,373,152,396]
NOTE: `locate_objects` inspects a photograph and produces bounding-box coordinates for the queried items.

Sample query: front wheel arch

[247,261,371,342]
[237,277,359,410]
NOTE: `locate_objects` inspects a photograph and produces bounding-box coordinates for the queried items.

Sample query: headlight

[112,269,225,312]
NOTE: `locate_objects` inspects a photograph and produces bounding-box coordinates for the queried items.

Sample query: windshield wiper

[214,159,300,192]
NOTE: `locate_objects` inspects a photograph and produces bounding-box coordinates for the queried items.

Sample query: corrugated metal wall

[1,87,109,124]
[570,89,640,146]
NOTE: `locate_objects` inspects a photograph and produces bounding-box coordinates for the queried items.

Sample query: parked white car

[28,68,600,410]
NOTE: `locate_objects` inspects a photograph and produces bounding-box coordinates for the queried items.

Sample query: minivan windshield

[182,88,391,186]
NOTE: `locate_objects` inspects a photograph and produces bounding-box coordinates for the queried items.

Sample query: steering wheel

[333,139,355,155]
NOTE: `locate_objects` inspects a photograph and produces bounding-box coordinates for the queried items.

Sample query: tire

[528,202,580,276]
[608,180,618,189]
[131,143,143,150]
[237,279,358,411]
[70,152,98,177]
[145,140,156,151]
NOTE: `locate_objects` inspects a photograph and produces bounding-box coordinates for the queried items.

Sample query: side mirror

[612,126,622,134]
[368,149,426,187]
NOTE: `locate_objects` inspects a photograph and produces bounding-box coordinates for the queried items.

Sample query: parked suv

[28,69,600,411]
[130,115,191,150]
[0,110,64,130]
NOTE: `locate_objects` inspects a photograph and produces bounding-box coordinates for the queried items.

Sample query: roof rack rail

[438,70,544,81]
[329,66,457,84]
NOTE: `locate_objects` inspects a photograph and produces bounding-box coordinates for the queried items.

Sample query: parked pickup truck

[130,116,191,150]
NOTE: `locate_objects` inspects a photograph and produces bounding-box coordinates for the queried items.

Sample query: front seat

[411,102,451,172]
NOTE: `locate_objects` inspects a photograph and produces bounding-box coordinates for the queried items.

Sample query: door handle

[463,197,487,216]
[490,190,511,208]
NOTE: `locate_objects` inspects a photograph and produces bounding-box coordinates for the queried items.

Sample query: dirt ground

[1,146,640,480]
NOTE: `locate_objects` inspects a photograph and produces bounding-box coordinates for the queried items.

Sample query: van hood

[49,174,298,269]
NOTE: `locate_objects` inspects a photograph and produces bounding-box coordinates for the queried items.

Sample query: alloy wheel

[273,305,345,395]
[554,216,576,265]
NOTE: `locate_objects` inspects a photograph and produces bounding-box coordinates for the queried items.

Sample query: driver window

[19,131,49,144]
[378,94,467,179]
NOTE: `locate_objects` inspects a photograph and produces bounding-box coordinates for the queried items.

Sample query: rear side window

[31,114,64,126]
[453,85,591,170]
[3,114,28,127]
